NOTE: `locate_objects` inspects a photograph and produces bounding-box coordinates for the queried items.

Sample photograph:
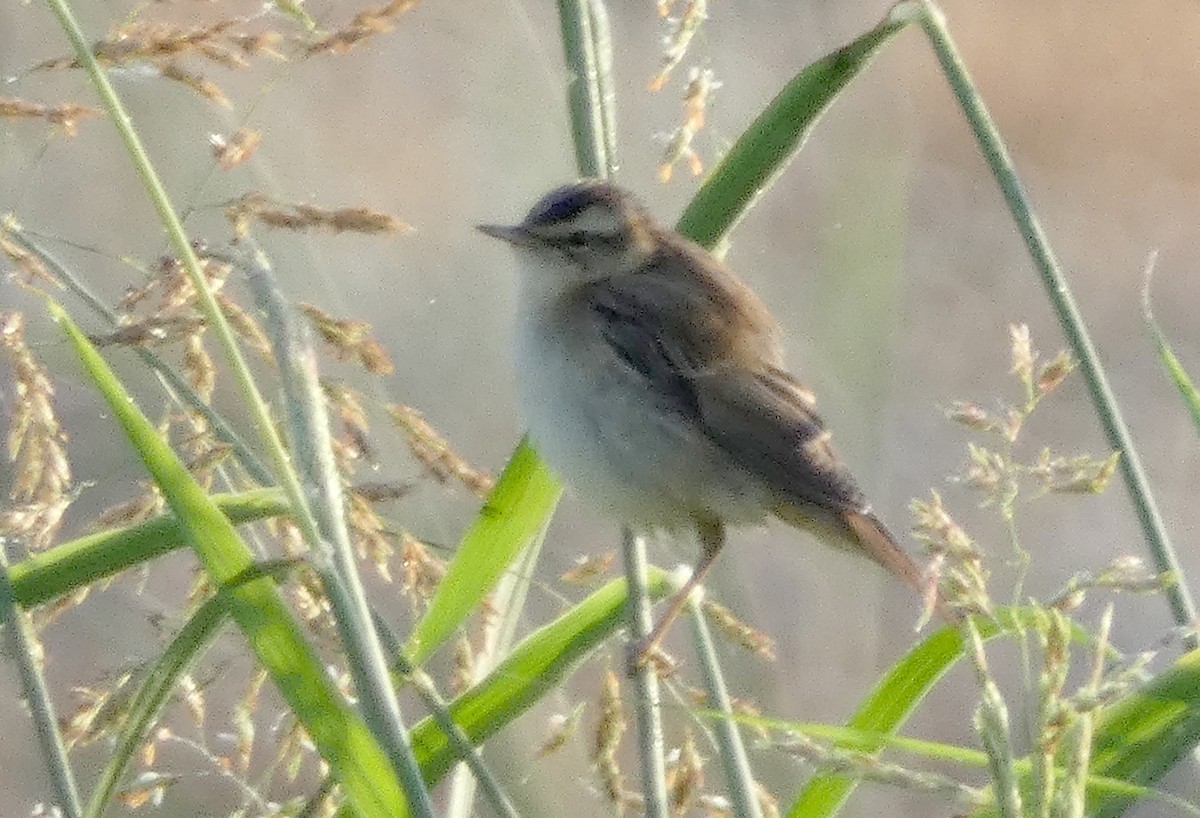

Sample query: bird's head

[478,180,657,281]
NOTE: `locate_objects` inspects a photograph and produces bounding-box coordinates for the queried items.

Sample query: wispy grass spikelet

[0,312,72,548]
[0,96,99,135]
[211,127,263,169]
[593,668,628,810]
[224,192,411,239]
[305,0,420,56]
[387,403,493,495]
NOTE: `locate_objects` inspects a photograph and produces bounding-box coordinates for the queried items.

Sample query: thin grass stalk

[559,0,669,813]
[376,617,522,818]
[82,560,295,818]
[5,227,274,486]
[1056,605,1111,818]
[556,0,617,178]
[444,523,548,818]
[622,527,670,818]
[0,551,83,818]
[965,619,1022,818]
[687,596,763,818]
[40,0,310,553]
[1141,255,1200,435]
[911,0,1198,647]
[242,244,435,818]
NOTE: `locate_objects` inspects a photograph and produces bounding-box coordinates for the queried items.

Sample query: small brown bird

[479,180,933,662]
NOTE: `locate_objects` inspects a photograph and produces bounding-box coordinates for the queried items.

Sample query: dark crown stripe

[525,181,618,226]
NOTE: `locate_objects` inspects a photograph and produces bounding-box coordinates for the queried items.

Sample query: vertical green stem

[687,597,763,818]
[0,553,83,818]
[557,0,618,178]
[621,528,670,818]
[243,245,435,818]
[914,0,1198,647]
[556,0,668,813]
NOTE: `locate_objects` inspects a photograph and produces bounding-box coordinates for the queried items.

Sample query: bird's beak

[476,223,533,246]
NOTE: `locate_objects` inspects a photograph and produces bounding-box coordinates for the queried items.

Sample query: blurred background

[2,0,1199,815]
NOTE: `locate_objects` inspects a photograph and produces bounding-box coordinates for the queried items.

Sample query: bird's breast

[512,297,769,530]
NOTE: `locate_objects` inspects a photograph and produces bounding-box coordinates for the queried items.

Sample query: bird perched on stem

[479,180,938,666]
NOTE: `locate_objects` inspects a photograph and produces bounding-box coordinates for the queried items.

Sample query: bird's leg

[628,517,725,672]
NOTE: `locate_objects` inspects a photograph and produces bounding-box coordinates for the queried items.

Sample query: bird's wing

[694,365,868,512]
[585,273,867,515]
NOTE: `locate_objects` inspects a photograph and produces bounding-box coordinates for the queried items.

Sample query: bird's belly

[515,315,769,530]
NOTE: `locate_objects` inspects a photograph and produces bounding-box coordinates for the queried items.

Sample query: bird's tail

[775,503,957,624]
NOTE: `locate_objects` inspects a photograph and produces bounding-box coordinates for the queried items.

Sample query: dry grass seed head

[224,191,410,239]
[92,484,165,530]
[648,0,708,92]
[182,332,216,401]
[116,772,172,809]
[215,293,274,362]
[210,127,262,169]
[90,315,206,348]
[911,491,991,615]
[657,68,718,182]
[387,403,494,496]
[233,669,269,773]
[666,730,705,817]
[559,550,616,584]
[305,0,420,56]
[303,306,395,374]
[0,312,72,549]
[593,668,627,806]
[701,599,776,659]
[1009,323,1035,388]
[347,492,394,582]
[0,96,99,136]
[399,532,445,605]
[0,227,61,288]
[536,702,586,758]
[159,61,230,108]
[451,634,475,694]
